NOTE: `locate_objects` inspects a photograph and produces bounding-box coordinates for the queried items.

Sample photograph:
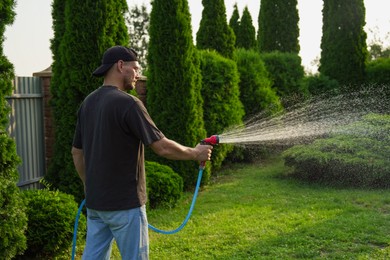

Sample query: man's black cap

[92,46,138,77]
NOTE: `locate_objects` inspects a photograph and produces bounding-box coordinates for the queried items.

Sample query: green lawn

[143,156,390,259]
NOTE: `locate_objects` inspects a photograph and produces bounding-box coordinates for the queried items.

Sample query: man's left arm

[71,147,86,191]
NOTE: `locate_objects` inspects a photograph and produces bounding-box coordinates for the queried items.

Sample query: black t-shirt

[73,86,164,211]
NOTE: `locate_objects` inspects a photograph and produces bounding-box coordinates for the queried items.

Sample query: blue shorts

[83,206,149,260]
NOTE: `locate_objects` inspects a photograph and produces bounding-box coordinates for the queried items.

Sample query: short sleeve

[124,99,165,145]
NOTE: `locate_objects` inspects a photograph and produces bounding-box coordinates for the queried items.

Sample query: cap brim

[92,63,113,77]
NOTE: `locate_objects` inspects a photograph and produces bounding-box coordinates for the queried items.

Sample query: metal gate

[6,77,45,189]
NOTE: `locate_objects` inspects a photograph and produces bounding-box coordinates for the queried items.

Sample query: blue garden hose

[71,167,204,259]
[148,167,204,234]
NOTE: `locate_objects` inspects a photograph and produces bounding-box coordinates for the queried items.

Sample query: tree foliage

[199,50,244,171]
[236,7,257,50]
[147,0,206,188]
[319,0,368,86]
[258,0,300,53]
[261,51,306,107]
[126,4,150,71]
[368,43,390,61]
[234,49,282,119]
[228,3,240,47]
[0,1,28,258]
[196,0,235,59]
[366,58,390,86]
[47,0,129,202]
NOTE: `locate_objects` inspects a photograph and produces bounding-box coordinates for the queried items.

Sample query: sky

[3,0,390,77]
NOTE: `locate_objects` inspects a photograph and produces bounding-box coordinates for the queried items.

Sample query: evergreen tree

[229,3,240,47]
[237,6,257,50]
[196,0,235,59]
[319,0,368,86]
[47,0,129,202]
[0,0,28,257]
[234,49,282,119]
[258,0,300,53]
[199,50,244,171]
[147,0,206,188]
[126,4,150,71]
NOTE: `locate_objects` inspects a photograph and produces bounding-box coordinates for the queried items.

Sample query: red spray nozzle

[199,135,219,169]
[201,135,219,145]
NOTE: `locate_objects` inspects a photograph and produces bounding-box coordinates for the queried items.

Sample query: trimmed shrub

[198,50,244,171]
[261,51,307,108]
[146,161,183,209]
[234,49,283,119]
[20,189,86,258]
[304,73,340,96]
[366,58,390,85]
[0,177,27,260]
[282,114,390,188]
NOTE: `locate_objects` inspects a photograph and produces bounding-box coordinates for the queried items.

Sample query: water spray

[71,135,220,259]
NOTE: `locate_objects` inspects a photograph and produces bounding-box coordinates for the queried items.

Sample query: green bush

[261,51,307,108]
[234,48,282,119]
[282,114,390,188]
[1,37,28,258]
[0,178,27,260]
[304,73,340,96]
[198,50,244,171]
[366,57,390,85]
[146,161,183,209]
[20,189,86,258]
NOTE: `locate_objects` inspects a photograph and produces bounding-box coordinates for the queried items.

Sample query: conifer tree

[196,0,235,59]
[237,6,257,50]
[229,3,240,47]
[0,0,27,257]
[147,0,206,188]
[319,0,367,86]
[47,0,129,202]
[257,0,300,53]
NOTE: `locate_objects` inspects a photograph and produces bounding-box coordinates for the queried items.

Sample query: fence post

[33,67,54,172]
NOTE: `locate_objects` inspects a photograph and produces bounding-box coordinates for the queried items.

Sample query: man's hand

[193,143,213,162]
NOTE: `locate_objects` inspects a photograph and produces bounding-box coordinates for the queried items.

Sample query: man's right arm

[150,137,212,162]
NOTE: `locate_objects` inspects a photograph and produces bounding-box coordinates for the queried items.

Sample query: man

[71,46,213,260]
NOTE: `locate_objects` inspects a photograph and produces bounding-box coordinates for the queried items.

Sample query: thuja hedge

[198,50,244,171]
[0,135,27,260]
[234,48,282,119]
[283,114,390,188]
[366,57,390,85]
[1,11,28,256]
[261,51,307,108]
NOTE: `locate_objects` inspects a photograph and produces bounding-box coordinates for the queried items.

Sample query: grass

[144,156,390,259]
[93,155,390,259]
